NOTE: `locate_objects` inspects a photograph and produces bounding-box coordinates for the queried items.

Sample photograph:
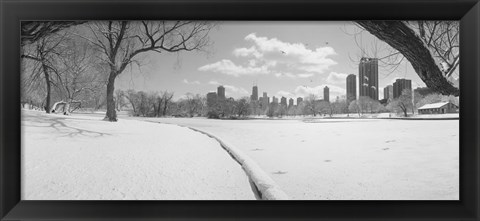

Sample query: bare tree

[182,93,204,117]
[161,91,174,116]
[82,21,215,121]
[387,89,413,117]
[21,21,85,46]
[236,97,251,117]
[53,39,106,114]
[115,90,128,111]
[356,21,459,96]
[21,33,67,113]
[124,89,140,116]
[303,94,319,116]
[348,100,361,117]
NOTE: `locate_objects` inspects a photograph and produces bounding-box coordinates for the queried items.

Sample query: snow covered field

[142,117,459,200]
[21,110,256,200]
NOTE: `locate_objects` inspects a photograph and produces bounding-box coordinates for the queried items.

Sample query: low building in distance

[418,102,459,114]
[206,92,217,108]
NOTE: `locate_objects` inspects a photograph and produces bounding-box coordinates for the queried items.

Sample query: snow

[141,117,459,200]
[417,102,450,110]
[21,110,256,200]
[185,127,288,200]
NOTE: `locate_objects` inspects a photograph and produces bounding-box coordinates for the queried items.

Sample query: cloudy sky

[116,21,427,102]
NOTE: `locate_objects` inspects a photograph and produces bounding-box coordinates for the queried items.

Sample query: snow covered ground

[21,110,256,200]
[141,117,459,200]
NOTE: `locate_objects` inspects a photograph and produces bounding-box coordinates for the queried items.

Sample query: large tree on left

[83,21,215,121]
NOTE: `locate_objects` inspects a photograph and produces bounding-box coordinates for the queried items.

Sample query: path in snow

[142,117,459,200]
[21,110,256,200]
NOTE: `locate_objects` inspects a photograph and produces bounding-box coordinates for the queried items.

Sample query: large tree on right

[356,21,459,96]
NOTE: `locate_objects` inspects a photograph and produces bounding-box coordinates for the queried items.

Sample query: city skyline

[113,22,442,101]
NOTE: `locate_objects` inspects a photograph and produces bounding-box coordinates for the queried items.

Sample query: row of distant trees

[93,88,459,119]
[200,91,458,119]
[115,90,208,118]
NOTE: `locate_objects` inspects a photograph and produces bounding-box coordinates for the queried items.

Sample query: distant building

[297,97,303,105]
[251,85,258,101]
[272,96,278,104]
[393,79,412,98]
[323,86,330,102]
[288,98,294,107]
[217,86,225,100]
[359,57,379,100]
[280,96,287,106]
[206,92,217,109]
[262,92,269,108]
[346,74,356,102]
[418,102,458,114]
[384,85,393,101]
[414,87,435,97]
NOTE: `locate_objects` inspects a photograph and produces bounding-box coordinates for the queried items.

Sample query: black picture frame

[1,0,479,220]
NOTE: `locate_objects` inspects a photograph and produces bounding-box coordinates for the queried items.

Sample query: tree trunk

[41,63,51,113]
[356,21,459,96]
[162,102,168,116]
[104,72,117,121]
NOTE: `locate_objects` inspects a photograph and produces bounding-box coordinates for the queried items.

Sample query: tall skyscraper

[251,85,258,101]
[393,78,412,98]
[383,85,393,101]
[280,97,287,106]
[346,74,357,102]
[217,86,225,100]
[297,97,303,105]
[359,57,379,100]
[323,86,330,102]
[288,98,294,107]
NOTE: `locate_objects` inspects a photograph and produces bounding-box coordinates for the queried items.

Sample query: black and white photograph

[20,21,459,200]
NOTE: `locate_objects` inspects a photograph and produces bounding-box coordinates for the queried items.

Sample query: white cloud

[199,33,337,78]
[208,80,220,85]
[198,59,270,77]
[326,72,348,85]
[243,33,337,75]
[298,73,314,78]
[233,46,262,58]
[182,79,200,85]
